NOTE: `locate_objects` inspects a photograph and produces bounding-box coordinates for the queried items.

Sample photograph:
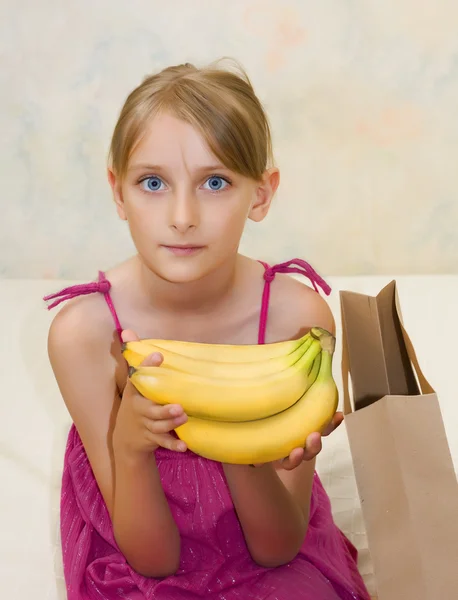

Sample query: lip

[161,245,205,256]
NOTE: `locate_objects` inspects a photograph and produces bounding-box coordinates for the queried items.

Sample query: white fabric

[1,275,456,599]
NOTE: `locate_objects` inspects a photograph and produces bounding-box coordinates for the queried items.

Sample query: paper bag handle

[394,291,434,395]
[340,304,354,415]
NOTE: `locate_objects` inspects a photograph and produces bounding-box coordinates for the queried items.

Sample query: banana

[122,335,313,378]
[128,338,322,421]
[175,331,338,464]
[137,331,311,363]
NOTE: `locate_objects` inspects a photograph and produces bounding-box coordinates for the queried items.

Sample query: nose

[168,188,199,233]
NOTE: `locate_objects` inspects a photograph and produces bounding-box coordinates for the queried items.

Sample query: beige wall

[2,0,457,278]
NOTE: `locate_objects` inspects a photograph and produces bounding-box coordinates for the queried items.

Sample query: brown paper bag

[340,280,458,600]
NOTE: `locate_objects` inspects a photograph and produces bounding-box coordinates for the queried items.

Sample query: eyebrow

[128,163,230,173]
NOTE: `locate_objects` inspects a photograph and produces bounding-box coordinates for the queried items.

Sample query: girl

[45,60,371,600]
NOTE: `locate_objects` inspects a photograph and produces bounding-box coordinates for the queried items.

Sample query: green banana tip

[310,327,336,353]
[310,327,327,338]
[121,342,127,352]
[128,366,137,377]
[321,335,336,354]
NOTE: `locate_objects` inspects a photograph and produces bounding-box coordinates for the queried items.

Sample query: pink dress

[45,259,370,600]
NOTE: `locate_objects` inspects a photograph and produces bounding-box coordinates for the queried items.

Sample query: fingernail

[170,406,180,416]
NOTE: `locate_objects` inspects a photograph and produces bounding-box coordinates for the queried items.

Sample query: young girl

[45,61,371,600]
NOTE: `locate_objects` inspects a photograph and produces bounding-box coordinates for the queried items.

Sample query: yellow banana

[128,338,322,421]
[137,331,311,363]
[122,334,313,378]
[175,331,338,464]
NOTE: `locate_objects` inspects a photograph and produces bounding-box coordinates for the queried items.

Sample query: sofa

[1,274,457,599]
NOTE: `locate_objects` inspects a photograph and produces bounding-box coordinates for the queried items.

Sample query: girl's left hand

[252,411,344,470]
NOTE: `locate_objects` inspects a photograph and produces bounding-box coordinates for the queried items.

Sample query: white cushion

[1,276,456,599]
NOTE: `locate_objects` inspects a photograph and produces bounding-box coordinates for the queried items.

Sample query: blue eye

[140,176,165,192]
[203,176,229,192]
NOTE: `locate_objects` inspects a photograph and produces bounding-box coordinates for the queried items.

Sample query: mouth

[161,244,205,256]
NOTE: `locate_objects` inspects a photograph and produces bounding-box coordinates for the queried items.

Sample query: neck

[135,254,241,315]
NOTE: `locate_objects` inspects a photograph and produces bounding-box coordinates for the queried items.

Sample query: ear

[248,168,280,222]
[108,168,127,221]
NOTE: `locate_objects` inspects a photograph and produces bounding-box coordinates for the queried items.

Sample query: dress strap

[258,258,332,345]
[43,271,123,342]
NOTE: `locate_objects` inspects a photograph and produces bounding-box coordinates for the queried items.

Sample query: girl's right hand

[113,329,188,457]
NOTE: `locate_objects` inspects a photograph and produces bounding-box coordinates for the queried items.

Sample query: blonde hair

[108,59,274,181]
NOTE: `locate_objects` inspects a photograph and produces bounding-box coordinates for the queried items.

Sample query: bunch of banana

[123,327,338,464]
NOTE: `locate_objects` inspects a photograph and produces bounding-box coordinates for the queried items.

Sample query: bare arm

[47,306,185,577]
[112,446,180,577]
[223,286,336,567]
[222,459,315,567]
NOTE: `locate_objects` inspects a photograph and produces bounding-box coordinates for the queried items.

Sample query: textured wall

[2,0,458,278]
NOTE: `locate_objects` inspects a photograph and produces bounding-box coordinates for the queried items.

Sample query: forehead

[130,112,218,167]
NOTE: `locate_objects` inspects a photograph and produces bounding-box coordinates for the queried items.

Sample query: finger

[144,413,188,434]
[121,329,164,367]
[281,447,304,470]
[121,329,140,343]
[321,412,344,437]
[303,432,322,461]
[144,403,186,421]
[151,432,187,453]
[123,353,164,397]
[140,352,164,367]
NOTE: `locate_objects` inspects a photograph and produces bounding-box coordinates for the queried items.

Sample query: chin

[151,260,211,284]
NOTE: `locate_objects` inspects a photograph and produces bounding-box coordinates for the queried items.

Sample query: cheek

[207,205,247,240]
[124,192,159,228]
[209,194,252,228]
[124,204,160,248]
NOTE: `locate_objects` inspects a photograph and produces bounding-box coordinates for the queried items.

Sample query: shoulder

[46,285,124,391]
[47,292,114,355]
[263,265,335,342]
[46,287,124,428]
[46,259,135,355]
